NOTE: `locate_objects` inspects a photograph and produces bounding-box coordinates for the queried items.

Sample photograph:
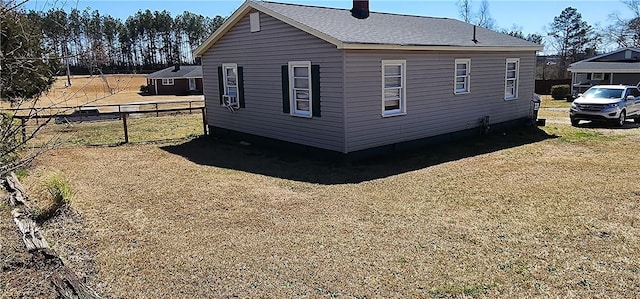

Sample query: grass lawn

[10,107,640,298]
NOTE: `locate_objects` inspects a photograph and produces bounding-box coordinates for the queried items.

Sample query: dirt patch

[1,185,100,298]
[0,201,57,298]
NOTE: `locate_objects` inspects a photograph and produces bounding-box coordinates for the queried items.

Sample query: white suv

[570,85,640,127]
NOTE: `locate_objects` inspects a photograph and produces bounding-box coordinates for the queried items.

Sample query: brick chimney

[351,0,369,19]
[173,64,180,72]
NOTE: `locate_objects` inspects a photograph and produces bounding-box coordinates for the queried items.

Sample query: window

[504,58,519,100]
[591,73,605,81]
[222,63,239,107]
[382,60,406,116]
[288,61,312,117]
[161,78,174,85]
[454,59,471,94]
[281,63,320,117]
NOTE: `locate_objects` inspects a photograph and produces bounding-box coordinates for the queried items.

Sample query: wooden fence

[6,100,207,144]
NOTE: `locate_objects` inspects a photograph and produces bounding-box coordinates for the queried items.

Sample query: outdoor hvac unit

[222,95,238,108]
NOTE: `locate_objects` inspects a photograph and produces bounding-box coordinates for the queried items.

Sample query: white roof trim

[194,0,542,56]
[194,1,344,56]
[567,68,640,73]
[193,1,253,57]
[340,43,542,51]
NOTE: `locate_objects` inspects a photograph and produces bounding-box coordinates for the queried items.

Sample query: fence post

[21,118,26,142]
[201,107,207,136]
[189,102,192,114]
[122,113,129,143]
[156,103,159,117]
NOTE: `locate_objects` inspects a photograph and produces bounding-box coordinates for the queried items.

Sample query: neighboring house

[568,48,640,95]
[194,0,542,158]
[146,65,203,95]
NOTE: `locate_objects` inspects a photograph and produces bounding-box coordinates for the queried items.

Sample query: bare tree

[607,0,640,47]
[458,0,472,23]
[476,0,496,29]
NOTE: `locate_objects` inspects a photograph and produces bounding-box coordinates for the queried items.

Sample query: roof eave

[194,1,254,57]
[568,68,640,73]
[194,0,345,57]
[340,43,542,52]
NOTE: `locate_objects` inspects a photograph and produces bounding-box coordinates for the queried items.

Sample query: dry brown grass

[19,112,640,298]
[0,75,202,110]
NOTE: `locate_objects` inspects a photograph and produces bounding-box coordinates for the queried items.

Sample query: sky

[24,0,637,51]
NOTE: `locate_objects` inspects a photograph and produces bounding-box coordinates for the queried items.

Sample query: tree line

[24,7,225,74]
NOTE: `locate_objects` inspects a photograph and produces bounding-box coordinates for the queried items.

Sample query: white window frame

[454,58,471,94]
[381,60,407,117]
[222,63,239,107]
[161,78,174,86]
[591,73,605,81]
[288,61,312,118]
[504,58,520,100]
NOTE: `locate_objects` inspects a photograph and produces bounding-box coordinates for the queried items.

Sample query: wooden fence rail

[15,106,208,144]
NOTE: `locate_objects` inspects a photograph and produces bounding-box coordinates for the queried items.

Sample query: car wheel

[615,110,626,127]
[635,116,640,123]
[570,117,580,126]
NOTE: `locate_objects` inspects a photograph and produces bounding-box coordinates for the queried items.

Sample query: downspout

[154,79,158,95]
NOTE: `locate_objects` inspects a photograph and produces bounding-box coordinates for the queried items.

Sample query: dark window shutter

[217,66,224,105]
[311,65,321,117]
[238,66,245,108]
[281,65,290,113]
[587,73,592,80]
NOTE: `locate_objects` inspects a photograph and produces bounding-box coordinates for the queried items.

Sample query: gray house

[194,0,542,158]
[568,48,640,95]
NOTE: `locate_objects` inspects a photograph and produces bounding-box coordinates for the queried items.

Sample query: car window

[583,88,623,99]
[631,88,640,97]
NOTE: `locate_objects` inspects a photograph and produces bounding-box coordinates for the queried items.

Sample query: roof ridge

[257,0,455,21]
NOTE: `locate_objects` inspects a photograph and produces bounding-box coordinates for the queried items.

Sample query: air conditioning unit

[222,95,238,107]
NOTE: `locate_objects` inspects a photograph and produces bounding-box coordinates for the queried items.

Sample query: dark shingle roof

[194,1,541,56]
[256,1,540,48]
[147,65,202,79]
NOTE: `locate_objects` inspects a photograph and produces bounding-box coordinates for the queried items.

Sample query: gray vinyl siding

[612,73,640,85]
[344,50,536,152]
[598,50,640,61]
[202,10,344,152]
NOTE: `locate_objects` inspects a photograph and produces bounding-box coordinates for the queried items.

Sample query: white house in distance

[194,0,542,159]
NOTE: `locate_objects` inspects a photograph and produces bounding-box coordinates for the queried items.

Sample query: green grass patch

[31,172,73,223]
[543,125,625,143]
[27,113,203,146]
[540,95,571,109]
[14,168,29,180]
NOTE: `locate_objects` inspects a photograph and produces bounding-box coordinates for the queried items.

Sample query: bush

[551,84,571,101]
[139,84,149,94]
[32,172,73,223]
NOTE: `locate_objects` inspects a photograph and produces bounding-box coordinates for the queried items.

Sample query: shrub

[32,172,73,222]
[139,84,149,94]
[551,84,570,101]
